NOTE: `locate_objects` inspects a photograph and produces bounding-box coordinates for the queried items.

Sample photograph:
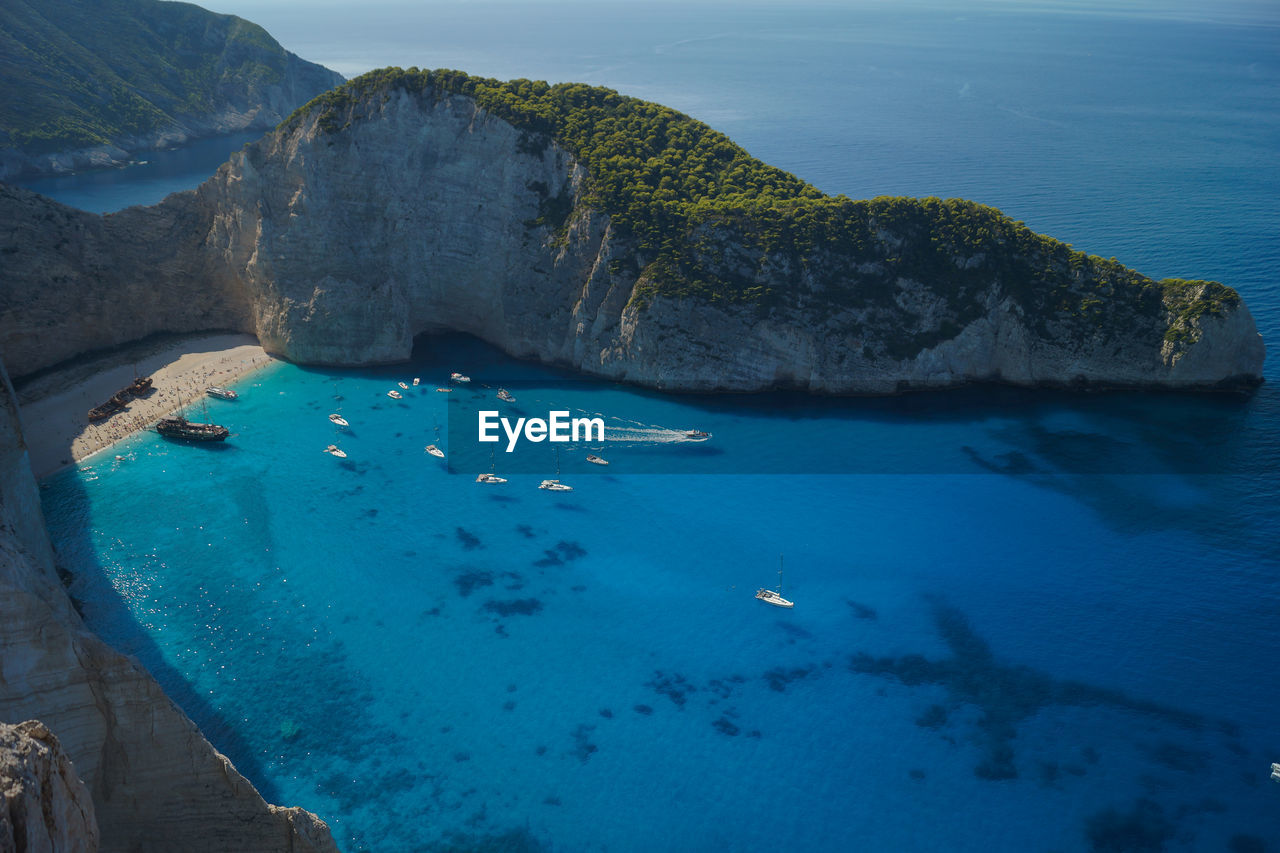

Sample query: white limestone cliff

[0,361,337,853]
[0,85,1265,390]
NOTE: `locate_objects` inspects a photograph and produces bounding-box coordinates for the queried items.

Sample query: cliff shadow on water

[412,331,1279,555]
[43,466,287,805]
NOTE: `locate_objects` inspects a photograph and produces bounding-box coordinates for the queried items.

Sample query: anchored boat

[755,556,794,608]
[156,415,229,442]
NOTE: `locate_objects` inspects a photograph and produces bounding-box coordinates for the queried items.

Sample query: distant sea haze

[33,2,1280,852]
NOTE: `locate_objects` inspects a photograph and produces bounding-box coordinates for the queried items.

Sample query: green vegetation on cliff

[0,0,342,157]
[286,68,1239,353]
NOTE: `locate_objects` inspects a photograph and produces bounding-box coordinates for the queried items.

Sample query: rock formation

[0,720,98,853]
[0,72,1264,390]
[0,360,337,852]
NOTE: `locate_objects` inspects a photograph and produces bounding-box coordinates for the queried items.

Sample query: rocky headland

[0,68,1265,391]
[0,0,343,179]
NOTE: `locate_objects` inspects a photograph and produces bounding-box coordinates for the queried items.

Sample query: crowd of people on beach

[69,354,272,463]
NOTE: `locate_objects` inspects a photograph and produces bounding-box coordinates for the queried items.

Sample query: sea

[26,2,1280,851]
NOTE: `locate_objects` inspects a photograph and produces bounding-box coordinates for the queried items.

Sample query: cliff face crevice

[0,360,337,853]
[0,79,1266,391]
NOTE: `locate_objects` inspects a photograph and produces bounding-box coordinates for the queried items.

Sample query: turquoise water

[35,3,1280,851]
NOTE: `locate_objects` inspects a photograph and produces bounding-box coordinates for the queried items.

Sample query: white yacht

[755,556,795,608]
[425,444,445,458]
[398,381,409,390]
[206,386,238,400]
[450,372,471,383]
[497,388,515,402]
[586,454,609,465]
[412,378,421,386]
[476,473,507,484]
[387,389,403,399]
[538,479,573,491]
[324,444,347,458]
[328,413,349,427]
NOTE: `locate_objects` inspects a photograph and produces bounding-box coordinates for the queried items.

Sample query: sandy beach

[16,333,277,479]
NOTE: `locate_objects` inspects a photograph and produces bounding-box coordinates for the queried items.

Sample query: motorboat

[497,388,515,402]
[685,429,711,439]
[476,473,507,484]
[586,454,609,465]
[435,387,452,393]
[425,444,445,458]
[388,390,403,399]
[329,413,349,427]
[755,556,795,608]
[206,386,238,400]
[450,372,471,383]
[538,479,573,491]
[324,444,347,458]
[398,381,409,390]
[412,378,421,386]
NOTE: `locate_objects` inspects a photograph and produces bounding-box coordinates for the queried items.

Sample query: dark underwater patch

[425,827,549,853]
[763,665,814,692]
[482,598,543,617]
[846,599,878,620]
[647,671,696,707]
[915,704,948,729]
[456,527,483,550]
[712,716,740,736]
[849,602,1212,782]
[571,723,597,763]
[1084,798,1173,852]
[1141,741,1210,774]
[454,571,494,597]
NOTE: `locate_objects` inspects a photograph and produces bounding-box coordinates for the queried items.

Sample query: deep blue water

[35,3,1280,851]
[12,131,262,213]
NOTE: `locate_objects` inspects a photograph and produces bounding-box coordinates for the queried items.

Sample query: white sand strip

[17,333,277,479]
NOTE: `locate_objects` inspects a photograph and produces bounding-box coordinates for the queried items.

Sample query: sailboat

[476,450,507,484]
[755,556,794,608]
[539,447,573,491]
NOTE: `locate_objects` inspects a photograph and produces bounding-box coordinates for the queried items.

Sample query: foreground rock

[0,361,337,853]
[0,721,97,853]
